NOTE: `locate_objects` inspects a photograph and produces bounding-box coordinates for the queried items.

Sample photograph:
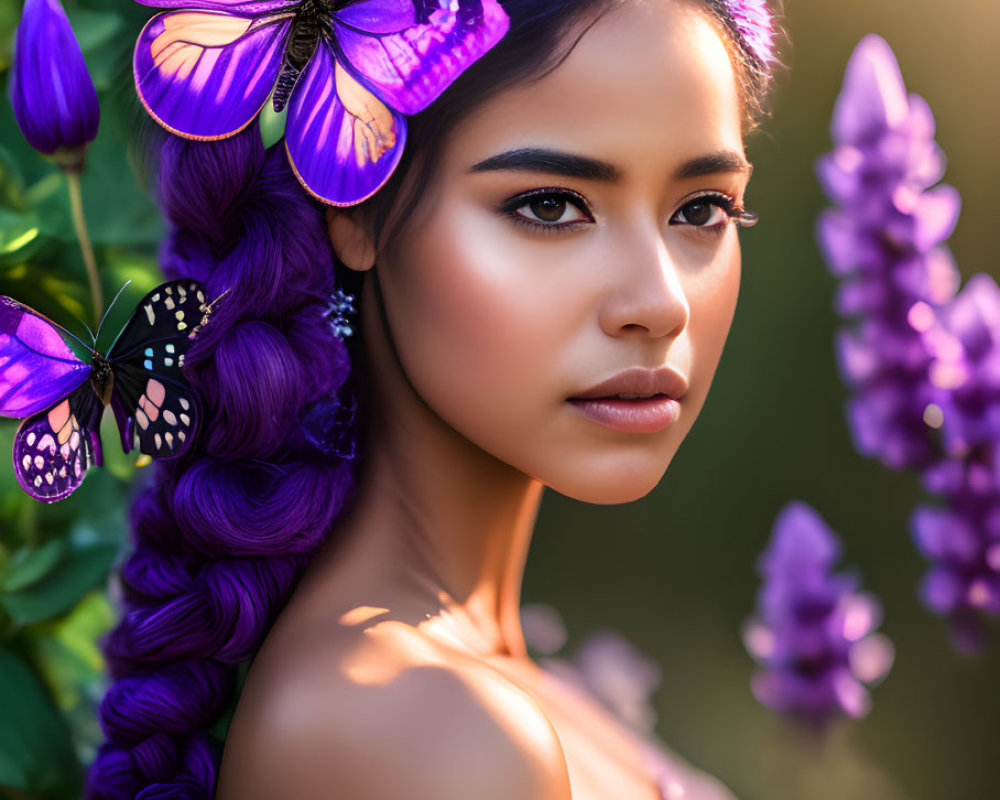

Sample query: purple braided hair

[85,1,777,797]
[85,127,355,798]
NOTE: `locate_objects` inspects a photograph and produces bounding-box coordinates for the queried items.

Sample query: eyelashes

[497,188,757,236]
[498,187,594,234]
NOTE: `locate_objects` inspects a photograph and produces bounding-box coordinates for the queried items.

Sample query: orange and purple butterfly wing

[331,0,510,115]
[285,0,509,205]
[285,43,407,205]
[106,280,209,458]
[13,384,104,503]
[0,296,91,419]
[134,7,293,139]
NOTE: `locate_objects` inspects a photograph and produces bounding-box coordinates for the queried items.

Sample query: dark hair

[86,2,777,798]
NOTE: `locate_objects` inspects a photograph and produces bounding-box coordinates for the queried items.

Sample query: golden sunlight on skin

[372,0,746,505]
[216,4,749,800]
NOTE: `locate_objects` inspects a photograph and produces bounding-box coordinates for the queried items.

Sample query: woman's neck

[302,272,545,660]
[336,410,544,659]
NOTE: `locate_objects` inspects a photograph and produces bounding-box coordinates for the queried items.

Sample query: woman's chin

[542,459,672,506]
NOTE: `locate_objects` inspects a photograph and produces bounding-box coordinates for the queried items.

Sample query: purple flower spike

[743,502,894,727]
[9,0,99,170]
[817,35,963,471]
[910,274,1000,650]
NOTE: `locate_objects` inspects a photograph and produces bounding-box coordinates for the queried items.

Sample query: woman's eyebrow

[469,148,620,181]
[674,152,753,179]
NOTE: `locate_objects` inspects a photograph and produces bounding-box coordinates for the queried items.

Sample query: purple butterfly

[132,0,510,205]
[0,280,213,502]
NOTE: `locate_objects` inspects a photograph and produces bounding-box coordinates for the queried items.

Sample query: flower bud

[8,0,99,171]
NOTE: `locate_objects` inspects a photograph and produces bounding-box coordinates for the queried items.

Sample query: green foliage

[0,2,169,797]
[0,649,80,798]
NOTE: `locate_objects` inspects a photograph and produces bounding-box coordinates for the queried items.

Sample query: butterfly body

[88,352,114,406]
[0,280,214,502]
[272,0,329,111]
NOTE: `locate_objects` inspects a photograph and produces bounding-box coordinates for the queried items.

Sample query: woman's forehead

[439,0,745,183]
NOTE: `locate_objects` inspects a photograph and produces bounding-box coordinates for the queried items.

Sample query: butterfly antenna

[59,311,97,353]
[95,281,133,344]
[205,287,232,314]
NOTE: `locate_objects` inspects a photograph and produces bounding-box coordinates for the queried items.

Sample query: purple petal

[944,273,1000,357]
[831,668,872,718]
[9,0,99,155]
[849,633,895,685]
[833,34,909,145]
[285,45,407,205]
[134,10,290,139]
[760,502,840,576]
[0,296,90,418]
[724,0,775,67]
[332,0,510,115]
[519,603,568,656]
[912,184,961,252]
[920,566,963,613]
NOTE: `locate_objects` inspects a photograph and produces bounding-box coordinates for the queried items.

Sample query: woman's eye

[670,195,734,230]
[504,191,592,229]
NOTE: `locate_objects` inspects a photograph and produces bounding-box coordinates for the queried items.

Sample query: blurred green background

[1,0,999,799]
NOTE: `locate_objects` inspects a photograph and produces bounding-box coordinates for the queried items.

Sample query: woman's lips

[567,367,687,433]
[567,395,681,433]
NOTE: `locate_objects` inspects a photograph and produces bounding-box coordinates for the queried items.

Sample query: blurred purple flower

[8,0,99,169]
[521,604,661,735]
[911,274,1000,650]
[743,502,894,726]
[818,35,1000,649]
[816,34,962,470]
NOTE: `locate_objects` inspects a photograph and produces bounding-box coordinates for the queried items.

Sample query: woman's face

[362,0,749,504]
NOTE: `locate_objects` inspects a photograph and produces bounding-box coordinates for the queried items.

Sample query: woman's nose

[598,229,690,340]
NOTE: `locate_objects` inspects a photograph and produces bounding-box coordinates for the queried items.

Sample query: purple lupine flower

[8,0,99,169]
[816,34,962,470]
[819,36,1000,650]
[911,274,1000,650]
[743,502,894,726]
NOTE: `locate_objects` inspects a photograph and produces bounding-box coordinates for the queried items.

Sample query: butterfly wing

[331,0,510,115]
[0,296,91,419]
[107,280,209,458]
[285,42,407,205]
[134,8,293,139]
[13,383,103,503]
[110,366,198,459]
[134,0,296,11]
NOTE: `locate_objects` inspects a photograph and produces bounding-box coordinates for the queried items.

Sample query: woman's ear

[326,207,376,272]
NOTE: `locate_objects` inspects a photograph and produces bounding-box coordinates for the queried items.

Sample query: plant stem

[66,172,102,328]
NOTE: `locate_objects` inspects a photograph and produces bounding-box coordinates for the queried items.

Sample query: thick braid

[86,126,355,799]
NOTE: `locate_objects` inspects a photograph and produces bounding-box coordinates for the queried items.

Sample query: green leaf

[0,209,44,268]
[0,535,118,625]
[31,589,114,711]
[0,144,27,210]
[1,539,66,594]
[65,8,128,93]
[0,648,79,796]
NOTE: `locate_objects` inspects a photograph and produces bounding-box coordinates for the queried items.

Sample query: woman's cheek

[686,243,742,404]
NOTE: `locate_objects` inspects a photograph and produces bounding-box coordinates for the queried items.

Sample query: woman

[88,1,777,798]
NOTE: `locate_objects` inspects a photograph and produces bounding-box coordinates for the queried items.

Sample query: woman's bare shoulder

[216,614,572,800]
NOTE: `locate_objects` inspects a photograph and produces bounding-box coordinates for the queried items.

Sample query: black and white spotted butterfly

[0,279,216,502]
